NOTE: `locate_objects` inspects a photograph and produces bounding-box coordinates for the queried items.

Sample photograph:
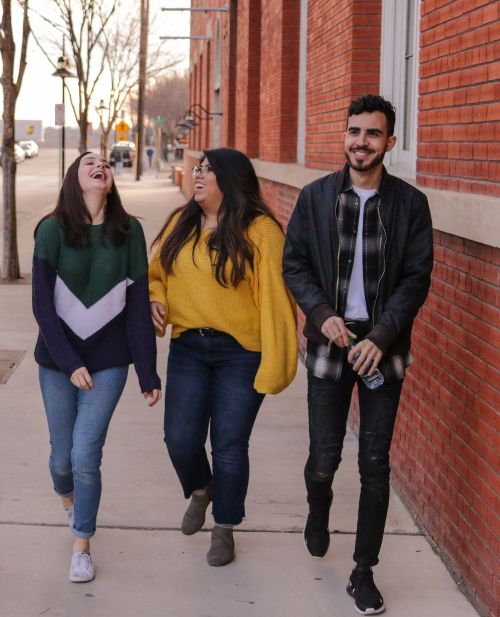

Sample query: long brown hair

[152,148,281,287]
[34,152,130,247]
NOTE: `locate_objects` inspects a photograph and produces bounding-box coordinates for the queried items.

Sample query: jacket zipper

[372,198,386,327]
[326,194,341,353]
[334,193,341,314]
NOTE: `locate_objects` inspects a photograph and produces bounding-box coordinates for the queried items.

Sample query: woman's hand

[143,389,162,407]
[151,301,166,333]
[70,367,94,390]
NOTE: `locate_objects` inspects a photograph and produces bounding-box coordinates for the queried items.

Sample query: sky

[10,0,190,130]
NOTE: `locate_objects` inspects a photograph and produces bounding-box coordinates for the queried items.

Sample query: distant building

[181,2,499,616]
[0,119,43,141]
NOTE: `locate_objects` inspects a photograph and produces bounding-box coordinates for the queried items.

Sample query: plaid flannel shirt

[305,186,411,382]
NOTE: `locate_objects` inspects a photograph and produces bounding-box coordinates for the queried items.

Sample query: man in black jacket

[283,94,433,615]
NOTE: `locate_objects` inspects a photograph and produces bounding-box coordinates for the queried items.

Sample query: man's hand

[348,339,383,376]
[151,302,166,333]
[70,367,94,390]
[321,316,356,348]
[143,389,162,407]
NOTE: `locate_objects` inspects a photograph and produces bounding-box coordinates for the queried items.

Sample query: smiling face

[192,160,224,216]
[78,153,113,196]
[344,111,396,174]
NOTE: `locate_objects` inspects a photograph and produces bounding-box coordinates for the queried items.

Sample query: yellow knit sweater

[149,215,297,394]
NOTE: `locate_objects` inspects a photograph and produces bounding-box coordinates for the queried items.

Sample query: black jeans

[306,366,403,567]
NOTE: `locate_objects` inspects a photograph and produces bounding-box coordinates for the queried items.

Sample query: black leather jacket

[283,165,433,356]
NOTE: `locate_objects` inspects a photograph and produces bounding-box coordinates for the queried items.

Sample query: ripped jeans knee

[307,442,343,480]
[305,443,343,506]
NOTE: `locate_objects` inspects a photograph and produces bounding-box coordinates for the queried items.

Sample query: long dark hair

[34,152,130,247]
[153,148,281,287]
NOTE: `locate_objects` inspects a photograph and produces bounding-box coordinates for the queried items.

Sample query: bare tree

[0,0,31,280]
[30,0,116,153]
[130,72,189,150]
[97,9,183,160]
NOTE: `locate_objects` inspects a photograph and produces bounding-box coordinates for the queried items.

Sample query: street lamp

[52,55,76,183]
[96,99,108,158]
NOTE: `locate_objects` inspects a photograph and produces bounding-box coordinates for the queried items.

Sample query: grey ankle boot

[181,491,212,535]
[206,526,235,566]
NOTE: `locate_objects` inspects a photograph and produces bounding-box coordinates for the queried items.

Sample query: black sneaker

[346,566,385,615]
[303,490,333,557]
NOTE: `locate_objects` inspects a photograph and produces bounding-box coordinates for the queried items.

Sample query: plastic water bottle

[348,337,385,390]
[360,366,385,390]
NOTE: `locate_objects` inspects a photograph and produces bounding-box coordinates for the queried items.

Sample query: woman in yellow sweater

[149,147,297,566]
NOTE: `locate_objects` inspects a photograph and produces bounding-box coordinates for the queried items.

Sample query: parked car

[0,143,26,165]
[109,143,134,167]
[112,140,136,151]
[19,140,39,158]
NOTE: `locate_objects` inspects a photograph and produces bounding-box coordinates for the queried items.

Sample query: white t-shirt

[344,186,377,320]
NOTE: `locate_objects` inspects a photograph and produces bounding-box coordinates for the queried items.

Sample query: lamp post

[96,99,108,158]
[52,56,76,183]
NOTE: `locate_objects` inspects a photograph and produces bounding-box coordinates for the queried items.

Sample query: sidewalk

[0,168,479,617]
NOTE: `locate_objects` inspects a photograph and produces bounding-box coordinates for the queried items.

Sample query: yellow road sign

[115,120,130,133]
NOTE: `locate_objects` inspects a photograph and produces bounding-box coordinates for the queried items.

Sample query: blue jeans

[39,366,128,539]
[306,368,403,567]
[164,330,265,525]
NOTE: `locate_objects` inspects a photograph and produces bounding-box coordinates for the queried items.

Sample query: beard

[345,147,386,172]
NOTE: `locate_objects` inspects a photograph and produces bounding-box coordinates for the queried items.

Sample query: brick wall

[391,231,499,616]
[225,0,238,147]
[305,0,381,169]
[347,229,500,616]
[259,178,299,228]
[418,0,500,197]
[235,0,262,157]
[259,0,300,162]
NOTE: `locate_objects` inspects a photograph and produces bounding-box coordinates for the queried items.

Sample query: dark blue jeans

[164,330,265,525]
[306,366,403,567]
[39,366,128,538]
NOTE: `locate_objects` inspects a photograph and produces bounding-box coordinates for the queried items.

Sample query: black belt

[344,320,371,338]
[191,328,226,337]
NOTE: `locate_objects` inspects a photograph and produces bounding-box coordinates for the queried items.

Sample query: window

[213,18,222,147]
[296,0,308,164]
[380,0,419,177]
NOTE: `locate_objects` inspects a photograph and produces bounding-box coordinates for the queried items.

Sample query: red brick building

[179,2,499,615]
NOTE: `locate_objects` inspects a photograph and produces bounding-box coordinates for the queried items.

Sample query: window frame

[380,0,420,178]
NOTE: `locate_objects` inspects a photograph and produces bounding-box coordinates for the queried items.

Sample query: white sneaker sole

[69,571,95,583]
[354,604,385,615]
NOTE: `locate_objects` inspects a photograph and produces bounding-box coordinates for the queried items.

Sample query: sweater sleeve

[148,230,170,337]
[32,218,85,377]
[252,218,298,394]
[126,219,161,392]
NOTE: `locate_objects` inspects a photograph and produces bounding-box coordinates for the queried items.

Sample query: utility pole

[136,0,149,181]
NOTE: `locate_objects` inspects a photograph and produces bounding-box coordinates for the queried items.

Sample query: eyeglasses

[192,164,214,177]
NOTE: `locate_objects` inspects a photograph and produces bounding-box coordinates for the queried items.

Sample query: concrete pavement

[0,160,478,616]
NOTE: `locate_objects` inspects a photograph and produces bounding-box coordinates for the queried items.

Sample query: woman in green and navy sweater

[33,152,161,582]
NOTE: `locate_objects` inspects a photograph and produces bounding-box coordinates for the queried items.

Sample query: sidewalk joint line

[0,521,423,536]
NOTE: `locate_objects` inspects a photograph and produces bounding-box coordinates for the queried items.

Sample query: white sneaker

[69,552,95,582]
[64,506,74,530]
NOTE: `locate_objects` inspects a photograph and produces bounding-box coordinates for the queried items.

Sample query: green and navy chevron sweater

[32,216,160,393]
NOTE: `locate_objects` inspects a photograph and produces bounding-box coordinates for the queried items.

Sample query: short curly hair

[347,94,396,136]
